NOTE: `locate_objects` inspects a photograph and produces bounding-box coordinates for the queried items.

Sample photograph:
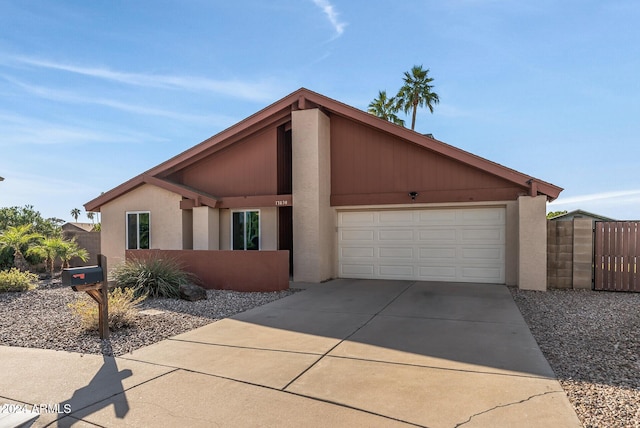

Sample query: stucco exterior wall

[193,206,220,250]
[292,108,335,282]
[518,195,547,290]
[100,184,183,267]
[505,201,519,286]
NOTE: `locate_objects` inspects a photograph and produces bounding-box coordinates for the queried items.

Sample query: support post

[96,254,109,339]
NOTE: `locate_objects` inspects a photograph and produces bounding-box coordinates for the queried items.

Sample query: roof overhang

[85,87,562,211]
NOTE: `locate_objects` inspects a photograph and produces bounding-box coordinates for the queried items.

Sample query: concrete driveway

[0,279,581,427]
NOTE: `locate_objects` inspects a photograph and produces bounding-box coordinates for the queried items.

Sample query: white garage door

[338,207,505,283]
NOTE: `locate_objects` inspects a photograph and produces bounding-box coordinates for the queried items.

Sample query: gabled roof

[62,222,96,232]
[85,88,562,211]
[549,209,616,222]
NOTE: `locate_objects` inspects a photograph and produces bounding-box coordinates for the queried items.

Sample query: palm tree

[395,65,439,130]
[59,239,89,270]
[86,211,95,225]
[70,208,81,222]
[368,90,405,126]
[0,225,43,271]
[27,236,66,275]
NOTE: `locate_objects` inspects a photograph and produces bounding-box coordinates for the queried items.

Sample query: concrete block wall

[547,219,593,289]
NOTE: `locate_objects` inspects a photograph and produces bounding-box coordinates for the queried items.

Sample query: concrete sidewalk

[0,280,581,427]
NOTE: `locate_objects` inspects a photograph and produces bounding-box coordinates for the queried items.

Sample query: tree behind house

[395,65,440,130]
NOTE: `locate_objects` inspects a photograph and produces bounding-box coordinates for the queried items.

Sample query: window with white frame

[126,211,150,249]
[232,210,259,250]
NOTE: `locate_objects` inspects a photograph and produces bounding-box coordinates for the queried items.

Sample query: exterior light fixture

[409,191,418,200]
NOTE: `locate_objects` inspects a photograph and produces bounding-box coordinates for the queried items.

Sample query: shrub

[0,268,38,292]
[111,257,196,298]
[68,287,145,331]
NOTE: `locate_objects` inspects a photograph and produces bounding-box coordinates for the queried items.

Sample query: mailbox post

[62,254,109,339]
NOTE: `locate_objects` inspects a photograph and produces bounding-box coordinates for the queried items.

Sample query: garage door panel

[459,208,505,224]
[379,229,413,241]
[341,247,375,258]
[340,211,375,226]
[461,267,504,281]
[417,229,457,242]
[462,247,503,261]
[341,230,374,241]
[418,210,456,224]
[419,247,457,259]
[379,247,414,258]
[379,265,414,277]
[379,211,414,225]
[341,264,375,276]
[418,266,457,280]
[338,208,505,284]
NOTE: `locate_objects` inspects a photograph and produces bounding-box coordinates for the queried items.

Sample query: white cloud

[0,112,166,146]
[312,0,347,37]
[548,189,640,220]
[549,189,640,206]
[5,56,281,102]
[2,75,236,125]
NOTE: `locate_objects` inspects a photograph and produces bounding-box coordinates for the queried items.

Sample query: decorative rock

[179,283,207,301]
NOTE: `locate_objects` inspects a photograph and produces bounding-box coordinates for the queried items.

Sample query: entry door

[338,207,505,283]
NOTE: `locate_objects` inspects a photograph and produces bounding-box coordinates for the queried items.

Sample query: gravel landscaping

[511,287,640,428]
[0,278,297,357]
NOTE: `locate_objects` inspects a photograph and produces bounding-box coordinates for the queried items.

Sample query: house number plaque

[275,200,289,206]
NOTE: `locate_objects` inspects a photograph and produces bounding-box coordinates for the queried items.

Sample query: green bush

[111,257,196,298]
[0,268,38,292]
[68,287,145,331]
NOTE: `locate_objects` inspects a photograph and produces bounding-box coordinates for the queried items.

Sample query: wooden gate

[594,221,640,291]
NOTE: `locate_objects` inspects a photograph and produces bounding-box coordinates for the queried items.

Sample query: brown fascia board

[85,87,562,210]
[84,174,219,212]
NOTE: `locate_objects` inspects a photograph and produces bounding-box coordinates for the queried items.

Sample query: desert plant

[0,268,38,292]
[59,238,90,269]
[26,236,66,275]
[68,287,145,331]
[0,224,44,271]
[111,257,196,298]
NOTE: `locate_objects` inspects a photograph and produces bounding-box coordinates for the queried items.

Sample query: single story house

[549,209,615,223]
[85,88,562,290]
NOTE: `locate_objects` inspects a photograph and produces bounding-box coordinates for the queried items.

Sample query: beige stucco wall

[193,206,219,250]
[292,108,335,282]
[218,207,277,251]
[100,184,184,268]
[518,195,547,290]
[505,201,519,286]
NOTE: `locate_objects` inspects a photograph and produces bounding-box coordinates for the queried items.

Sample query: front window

[232,210,259,250]
[127,212,150,249]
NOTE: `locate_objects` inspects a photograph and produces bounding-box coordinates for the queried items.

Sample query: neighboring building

[549,209,615,223]
[85,88,562,290]
[61,222,101,267]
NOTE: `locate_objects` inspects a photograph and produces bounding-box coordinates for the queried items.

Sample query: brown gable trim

[85,87,561,210]
[84,175,219,212]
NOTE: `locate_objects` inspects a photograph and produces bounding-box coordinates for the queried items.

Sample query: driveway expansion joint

[280,281,417,391]
[167,337,324,356]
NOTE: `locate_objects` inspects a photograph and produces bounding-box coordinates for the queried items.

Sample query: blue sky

[0,0,638,222]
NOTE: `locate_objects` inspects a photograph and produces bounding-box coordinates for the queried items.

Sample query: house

[85,88,562,291]
[549,209,615,223]
[61,222,101,267]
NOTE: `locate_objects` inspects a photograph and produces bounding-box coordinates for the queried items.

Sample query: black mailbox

[62,266,104,290]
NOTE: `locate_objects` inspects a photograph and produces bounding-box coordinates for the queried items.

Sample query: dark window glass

[232,211,259,250]
[127,213,138,249]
